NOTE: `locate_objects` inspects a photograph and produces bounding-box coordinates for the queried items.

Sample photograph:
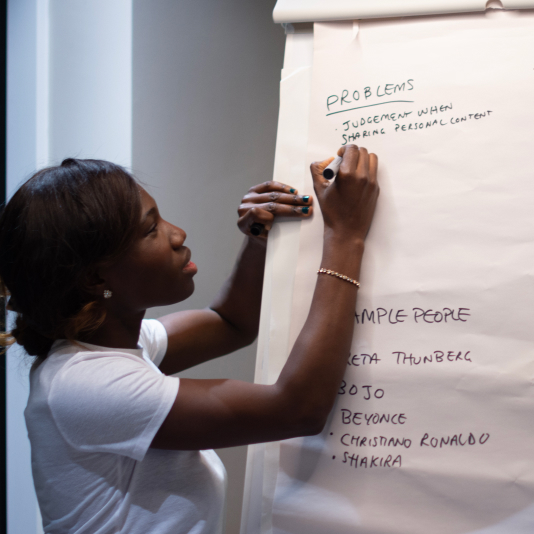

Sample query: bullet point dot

[330,432,333,435]
[332,456,336,460]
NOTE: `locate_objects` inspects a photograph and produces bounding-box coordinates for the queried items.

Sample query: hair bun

[61,158,77,167]
[12,315,54,357]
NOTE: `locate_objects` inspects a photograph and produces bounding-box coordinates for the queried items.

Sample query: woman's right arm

[151,145,379,450]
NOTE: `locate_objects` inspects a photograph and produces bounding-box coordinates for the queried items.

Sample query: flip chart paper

[241,30,313,534]
[271,11,534,534]
[272,0,534,24]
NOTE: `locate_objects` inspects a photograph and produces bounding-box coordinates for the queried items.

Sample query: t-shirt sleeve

[139,319,168,367]
[49,352,179,461]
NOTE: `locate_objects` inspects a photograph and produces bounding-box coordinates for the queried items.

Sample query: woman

[0,144,378,533]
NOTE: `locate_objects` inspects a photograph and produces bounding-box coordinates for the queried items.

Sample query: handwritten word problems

[326,79,415,113]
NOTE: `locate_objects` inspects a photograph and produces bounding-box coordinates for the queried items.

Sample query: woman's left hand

[237,181,313,238]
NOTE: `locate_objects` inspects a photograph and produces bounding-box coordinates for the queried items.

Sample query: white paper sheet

[273,0,534,23]
[271,11,534,534]
[241,30,314,534]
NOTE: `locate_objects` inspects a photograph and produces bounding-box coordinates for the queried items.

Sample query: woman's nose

[170,225,186,249]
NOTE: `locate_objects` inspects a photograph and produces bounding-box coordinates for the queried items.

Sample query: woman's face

[100,188,197,314]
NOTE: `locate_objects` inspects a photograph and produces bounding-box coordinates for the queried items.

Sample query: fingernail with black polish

[302,207,309,214]
[302,196,310,203]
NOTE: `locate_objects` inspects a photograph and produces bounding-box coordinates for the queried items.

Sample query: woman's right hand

[310,144,379,242]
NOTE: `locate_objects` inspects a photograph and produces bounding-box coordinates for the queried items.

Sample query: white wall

[7,1,133,532]
[48,0,132,165]
[132,3,285,533]
[7,1,44,532]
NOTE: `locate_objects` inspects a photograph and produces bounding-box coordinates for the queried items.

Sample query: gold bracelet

[317,268,360,288]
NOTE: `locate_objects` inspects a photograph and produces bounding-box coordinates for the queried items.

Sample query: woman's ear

[83,269,108,299]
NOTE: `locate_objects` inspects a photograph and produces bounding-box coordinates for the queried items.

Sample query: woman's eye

[148,223,158,235]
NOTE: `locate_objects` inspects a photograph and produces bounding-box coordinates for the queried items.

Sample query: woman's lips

[183,260,197,274]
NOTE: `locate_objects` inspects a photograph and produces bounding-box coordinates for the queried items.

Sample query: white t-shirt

[24,319,227,534]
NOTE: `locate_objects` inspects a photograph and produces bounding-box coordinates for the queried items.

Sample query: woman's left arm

[157,181,313,375]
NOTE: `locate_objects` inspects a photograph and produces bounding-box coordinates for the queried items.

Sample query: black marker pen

[323,156,342,180]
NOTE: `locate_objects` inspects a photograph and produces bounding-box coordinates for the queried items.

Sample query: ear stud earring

[103,290,113,299]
